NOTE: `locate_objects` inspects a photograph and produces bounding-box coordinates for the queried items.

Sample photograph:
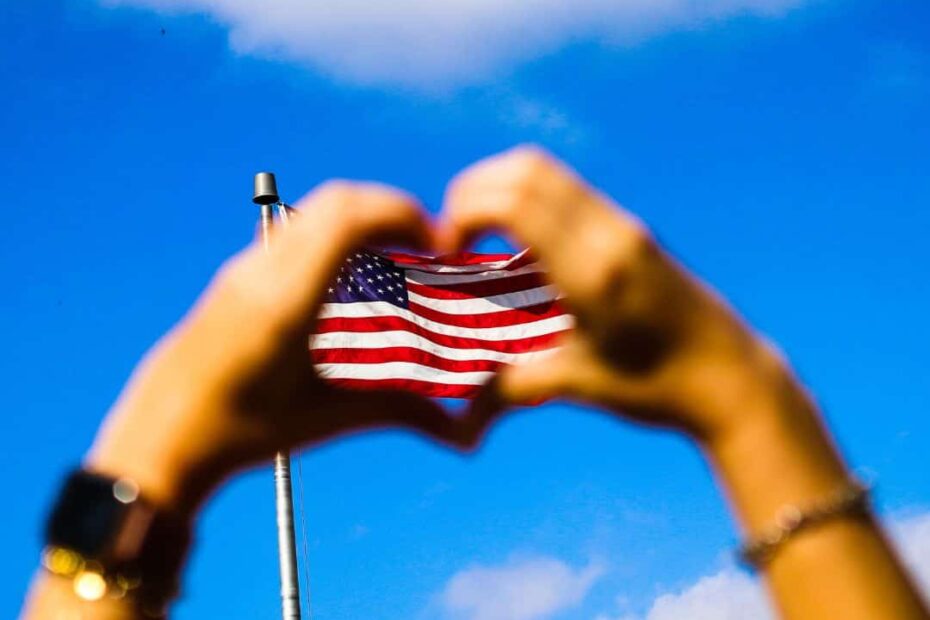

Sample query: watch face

[46,471,131,557]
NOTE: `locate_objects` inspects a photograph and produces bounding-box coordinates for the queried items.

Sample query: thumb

[461,348,580,447]
[496,348,581,405]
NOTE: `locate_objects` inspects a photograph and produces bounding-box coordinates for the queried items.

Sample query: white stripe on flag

[395,250,530,274]
[317,302,573,339]
[316,361,496,385]
[310,331,560,364]
[404,264,543,286]
[406,285,561,315]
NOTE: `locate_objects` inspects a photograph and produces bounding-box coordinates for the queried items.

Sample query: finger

[456,348,580,447]
[436,189,533,253]
[274,180,433,288]
[458,374,510,447]
[320,387,476,450]
[438,146,582,253]
[465,342,663,441]
[214,181,433,335]
[494,348,581,405]
[439,147,627,266]
[439,149,653,308]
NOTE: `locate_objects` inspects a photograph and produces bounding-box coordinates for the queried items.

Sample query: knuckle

[212,251,252,293]
[507,144,553,169]
[389,195,418,220]
[314,179,354,201]
[311,182,360,234]
[756,336,790,374]
[570,225,655,303]
[313,179,355,211]
[446,175,482,212]
[211,252,276,315]
[624,221,657,259]
[501,189,529,219]
[573,259,629,303]
[508,146,553,184]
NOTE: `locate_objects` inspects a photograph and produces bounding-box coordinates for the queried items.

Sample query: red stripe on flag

[313,251,568,399]
[325,378,483,398]
[387,251,516,265]
[406,272,547,300]
[315,316,568,353]
[386,251,537,272]
[312,347,506,373]
[407,300,567,328]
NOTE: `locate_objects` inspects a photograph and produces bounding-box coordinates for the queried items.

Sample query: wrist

[42,468,194,615]
[701,354,852,533]
[85,401,223,519]
[85,442,204,522]
[696,337,818,451]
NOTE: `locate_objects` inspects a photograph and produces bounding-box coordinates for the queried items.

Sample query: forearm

[21,572,151,620]
[19,410,203,620]
[705,359,928,620]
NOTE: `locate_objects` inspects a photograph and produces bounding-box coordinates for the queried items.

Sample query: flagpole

[253,172,303,620]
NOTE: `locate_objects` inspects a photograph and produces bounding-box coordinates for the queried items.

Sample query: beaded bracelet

[738,479,871,569]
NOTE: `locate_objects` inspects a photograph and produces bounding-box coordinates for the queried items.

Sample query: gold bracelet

[738,479,871,569]
[43,546,141,601]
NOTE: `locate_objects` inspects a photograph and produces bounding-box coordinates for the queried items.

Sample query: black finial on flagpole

[253,172,280,205]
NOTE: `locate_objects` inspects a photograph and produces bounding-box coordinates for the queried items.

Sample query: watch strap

[43,469,192,616]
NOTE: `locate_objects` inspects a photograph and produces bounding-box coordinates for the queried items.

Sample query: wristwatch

[43,469,191,617]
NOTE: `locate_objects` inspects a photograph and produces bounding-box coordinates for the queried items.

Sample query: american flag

[310,249,574,398]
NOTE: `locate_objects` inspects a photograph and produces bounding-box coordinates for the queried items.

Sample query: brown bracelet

[738,479,871,569]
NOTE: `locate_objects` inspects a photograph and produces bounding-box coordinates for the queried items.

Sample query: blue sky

[2,0,929,618]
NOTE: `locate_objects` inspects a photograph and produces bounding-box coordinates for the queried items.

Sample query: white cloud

[439,555,605,620]
[435,512,930,620]
[99,0,806,89]
[602,510,930,620]
[891,511,930,596]
[622,569,773,620]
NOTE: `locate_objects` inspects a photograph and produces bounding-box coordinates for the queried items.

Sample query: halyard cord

[277,202,313,619]
[295,453,314,619]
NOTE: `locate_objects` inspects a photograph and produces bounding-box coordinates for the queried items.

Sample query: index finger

[438,146,582,250]
[438,146,646,302]
[213,181,435,337]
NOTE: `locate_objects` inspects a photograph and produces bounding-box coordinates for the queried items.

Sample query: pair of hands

[48,146,928,620]
[88,146,790,514]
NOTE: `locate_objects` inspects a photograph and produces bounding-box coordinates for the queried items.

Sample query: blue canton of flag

[328,251,409,308]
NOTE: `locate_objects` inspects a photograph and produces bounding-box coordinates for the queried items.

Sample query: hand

[438,146,930,620]
[87,182,467,514]
[439,146,793,445]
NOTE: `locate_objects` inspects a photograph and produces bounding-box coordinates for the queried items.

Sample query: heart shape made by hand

[90,145,778,515]
[289,144,777,454]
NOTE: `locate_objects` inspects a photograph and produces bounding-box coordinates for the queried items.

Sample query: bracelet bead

[738,479,871,569]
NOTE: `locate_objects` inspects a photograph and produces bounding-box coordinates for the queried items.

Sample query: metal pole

[253,173,302,620]
[273,451,302,620]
